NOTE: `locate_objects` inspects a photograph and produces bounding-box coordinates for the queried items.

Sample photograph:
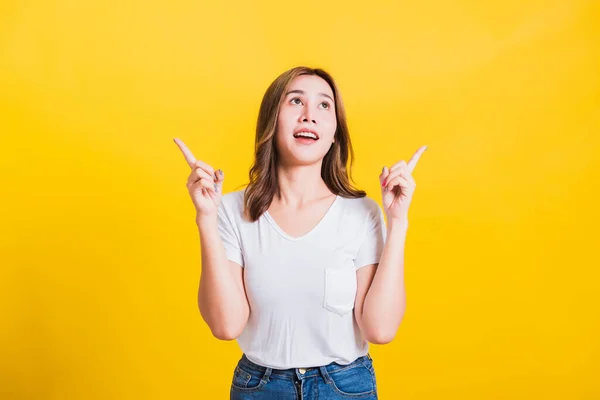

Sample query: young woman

[174,66,426,399]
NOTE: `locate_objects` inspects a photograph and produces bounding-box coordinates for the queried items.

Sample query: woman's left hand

[380,146,428,223]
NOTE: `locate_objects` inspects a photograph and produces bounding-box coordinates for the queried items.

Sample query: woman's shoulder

[338,194,382,217]
[221,188,246,210]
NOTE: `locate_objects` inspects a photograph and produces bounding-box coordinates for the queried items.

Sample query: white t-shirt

[216,188,387,369]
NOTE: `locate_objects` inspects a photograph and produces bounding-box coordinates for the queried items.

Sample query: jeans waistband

[238,353,372,378]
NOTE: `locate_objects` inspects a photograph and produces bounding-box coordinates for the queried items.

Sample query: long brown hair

[243,66,366,222]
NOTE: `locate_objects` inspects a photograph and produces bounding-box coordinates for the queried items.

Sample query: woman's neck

[274,162,333,208]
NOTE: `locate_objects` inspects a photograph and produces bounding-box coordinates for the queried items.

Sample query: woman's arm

[172,138,249,341]
[355,219,408,344]
[197,215,250,341]
[356,146,427,343]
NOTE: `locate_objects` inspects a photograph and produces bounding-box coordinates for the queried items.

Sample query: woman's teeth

[294,132,318,140]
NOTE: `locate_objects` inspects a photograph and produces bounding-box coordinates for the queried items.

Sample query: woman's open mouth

[293,131,319,144]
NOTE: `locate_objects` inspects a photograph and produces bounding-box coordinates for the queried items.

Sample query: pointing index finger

[407,145,428,173]
[173,138,197,169]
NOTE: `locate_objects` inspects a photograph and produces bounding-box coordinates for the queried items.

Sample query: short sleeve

[354,202,387,270]
[216,201,244,267]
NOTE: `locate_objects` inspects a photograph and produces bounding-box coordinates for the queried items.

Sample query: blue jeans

[230,353,378,399]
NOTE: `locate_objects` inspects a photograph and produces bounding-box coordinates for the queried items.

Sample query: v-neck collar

[263,195,341,241]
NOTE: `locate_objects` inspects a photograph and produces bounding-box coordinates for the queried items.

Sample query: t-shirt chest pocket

[323,262,357,317]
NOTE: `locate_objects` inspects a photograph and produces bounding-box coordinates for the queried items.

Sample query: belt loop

[318,366,332,384]
[367,353,373,361]
[261,367,272,384]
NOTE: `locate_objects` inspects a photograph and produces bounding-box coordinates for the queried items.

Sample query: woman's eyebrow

[285,89,333,102]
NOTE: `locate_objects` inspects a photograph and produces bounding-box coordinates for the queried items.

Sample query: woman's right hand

[173,138,224,218]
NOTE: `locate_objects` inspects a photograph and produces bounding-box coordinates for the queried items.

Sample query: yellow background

[1,0,599,399]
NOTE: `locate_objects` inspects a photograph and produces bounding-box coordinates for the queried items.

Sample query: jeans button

[298,368,306,374]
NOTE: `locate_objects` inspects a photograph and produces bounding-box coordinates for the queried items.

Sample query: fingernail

[382,180,386,187]
[382,166,385,173]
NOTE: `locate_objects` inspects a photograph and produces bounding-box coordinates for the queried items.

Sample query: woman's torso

[217,189,386,369]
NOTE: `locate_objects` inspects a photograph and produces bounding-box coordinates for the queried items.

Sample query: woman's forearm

[361,219,408,343]
[196,215,249,340]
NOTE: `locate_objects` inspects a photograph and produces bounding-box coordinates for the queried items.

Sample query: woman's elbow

[364,322,402,344]
[198,302,249,341]
[211,324,244,341]
[366,331,396,345]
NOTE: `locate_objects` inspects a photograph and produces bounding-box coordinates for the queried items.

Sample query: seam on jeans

[360,359,374,373]
[231,366,269,393]
[328,358,367,375]
[329,384,375,398]
[373,363,378,397]
[326,363,375,398]
[361,359,377,396]
[232,366,251,389]
[231,381,267,393]
[293,377,299,399]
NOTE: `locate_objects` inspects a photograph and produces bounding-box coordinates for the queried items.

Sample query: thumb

[215,169,225,182]
[214,169,225,193]
[380,166,389,185]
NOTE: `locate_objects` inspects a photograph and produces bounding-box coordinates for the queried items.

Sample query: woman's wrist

[196,213,218,230]
[387,216,409,231]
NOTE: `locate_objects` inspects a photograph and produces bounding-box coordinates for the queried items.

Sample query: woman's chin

[276,144,330,167]
[285,154,326,167]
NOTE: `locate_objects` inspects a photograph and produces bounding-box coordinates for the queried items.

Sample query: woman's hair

[243,66,366,222]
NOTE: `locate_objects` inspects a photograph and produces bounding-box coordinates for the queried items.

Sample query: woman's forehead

[287,75,334,98]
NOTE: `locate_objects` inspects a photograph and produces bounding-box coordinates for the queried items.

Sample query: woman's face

[274,74,337,167]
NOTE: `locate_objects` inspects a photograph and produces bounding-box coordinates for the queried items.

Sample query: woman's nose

[301,108,316,123]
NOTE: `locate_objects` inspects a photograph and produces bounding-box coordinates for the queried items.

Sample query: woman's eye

[289,97,331,109]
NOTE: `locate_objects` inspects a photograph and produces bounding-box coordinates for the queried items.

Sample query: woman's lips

[294,136,319,144]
